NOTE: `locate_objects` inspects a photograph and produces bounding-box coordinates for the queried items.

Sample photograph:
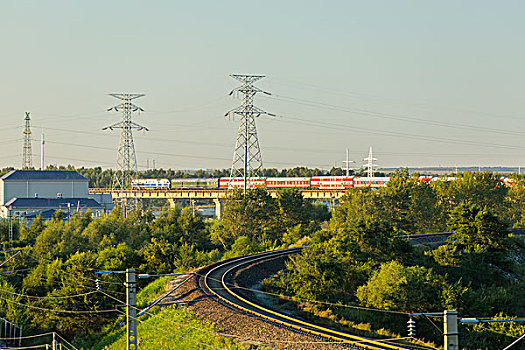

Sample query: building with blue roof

[0,170,89,207]
[4,198,105,222]
[0,170,112,220]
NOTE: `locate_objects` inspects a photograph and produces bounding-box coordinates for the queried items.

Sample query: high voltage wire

[43,140,334,168]
[271,113,525,152]
[34,116,525,153]
[270,77,524,122]
[266,93,525,136]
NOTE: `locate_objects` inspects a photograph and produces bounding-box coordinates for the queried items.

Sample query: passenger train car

[131,178,170,189]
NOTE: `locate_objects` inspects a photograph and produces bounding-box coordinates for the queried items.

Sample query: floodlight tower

[103,94,148,214]
[342,148,355,176]
[225,75,274,193]
[22,112,33,169]
[363,147,378,178]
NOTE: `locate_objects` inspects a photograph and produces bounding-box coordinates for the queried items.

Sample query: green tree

[356,261,446,312]
[220,188,279,245]
[447,204,509,253]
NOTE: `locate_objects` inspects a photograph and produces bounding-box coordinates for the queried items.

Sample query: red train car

[353,177,390,189]
[311,176,354,189]
[265,177,311,189]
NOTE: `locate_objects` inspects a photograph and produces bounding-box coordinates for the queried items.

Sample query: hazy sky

[2,1,525,171]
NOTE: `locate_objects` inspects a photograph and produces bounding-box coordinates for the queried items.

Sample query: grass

[92,276,269,350]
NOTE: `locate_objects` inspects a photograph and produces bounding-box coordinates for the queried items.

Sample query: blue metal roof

[23,208,57,220]
[4,197,103,209]
[0,170,87,181]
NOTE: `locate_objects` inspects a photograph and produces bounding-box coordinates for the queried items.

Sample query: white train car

[311,176,353,189]
[131,178,170,189]
[353,177,390,189]
[266,177,310,189]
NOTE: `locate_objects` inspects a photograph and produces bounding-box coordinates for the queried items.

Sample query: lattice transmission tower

[103,94,148,213]
[22,112,33,169]
[225,75,274,192]
[363,146,378,178]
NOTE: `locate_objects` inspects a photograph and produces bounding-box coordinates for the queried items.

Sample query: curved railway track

[200,248,414,350]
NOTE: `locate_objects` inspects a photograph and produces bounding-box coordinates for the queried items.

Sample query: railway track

[200,248,414,350]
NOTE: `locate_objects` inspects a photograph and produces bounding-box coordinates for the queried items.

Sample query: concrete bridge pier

[168,198,177,209]
[213,198,223,218]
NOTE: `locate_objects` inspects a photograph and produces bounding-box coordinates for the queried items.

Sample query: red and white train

[132,176,392,190]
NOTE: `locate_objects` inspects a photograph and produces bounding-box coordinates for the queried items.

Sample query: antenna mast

[225,74,273,194]
[22,112,33,169]
[342,148,355,176]
[103,93,148,214]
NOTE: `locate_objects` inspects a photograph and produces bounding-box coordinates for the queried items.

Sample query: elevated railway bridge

[89,188,347,217]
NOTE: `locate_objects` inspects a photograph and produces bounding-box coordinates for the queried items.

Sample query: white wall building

[0,170,89,205]
[0,170,112,219]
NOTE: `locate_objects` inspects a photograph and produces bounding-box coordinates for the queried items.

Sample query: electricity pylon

[225,75,274,193]
[363,146,378,178]
[103,94,148,214]
[22,112,33,169]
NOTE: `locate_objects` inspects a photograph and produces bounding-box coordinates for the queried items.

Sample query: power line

[263,93,525,137]
[272,112,525,152]
[0,295,116,314]
[268,78,525,124]
[0,287,97,300]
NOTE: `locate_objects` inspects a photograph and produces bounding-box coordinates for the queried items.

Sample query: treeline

[265,170,525,349]
[0,188,328,347]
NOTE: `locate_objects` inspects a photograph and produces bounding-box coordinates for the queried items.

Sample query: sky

[1,1,525,171]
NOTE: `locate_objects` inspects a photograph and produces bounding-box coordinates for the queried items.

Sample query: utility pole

[225,75,274,194]
[444,310,459,350]
[103,94,148,216]
[126,268,138,350]
[342,148,355,176]
[23,112,33,169]
[41,129,45,170]
[8,206,13,248]
[363,147,378,178]
[96,268,138,350]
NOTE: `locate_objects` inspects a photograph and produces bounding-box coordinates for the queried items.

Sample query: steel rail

[201,248,413,350]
